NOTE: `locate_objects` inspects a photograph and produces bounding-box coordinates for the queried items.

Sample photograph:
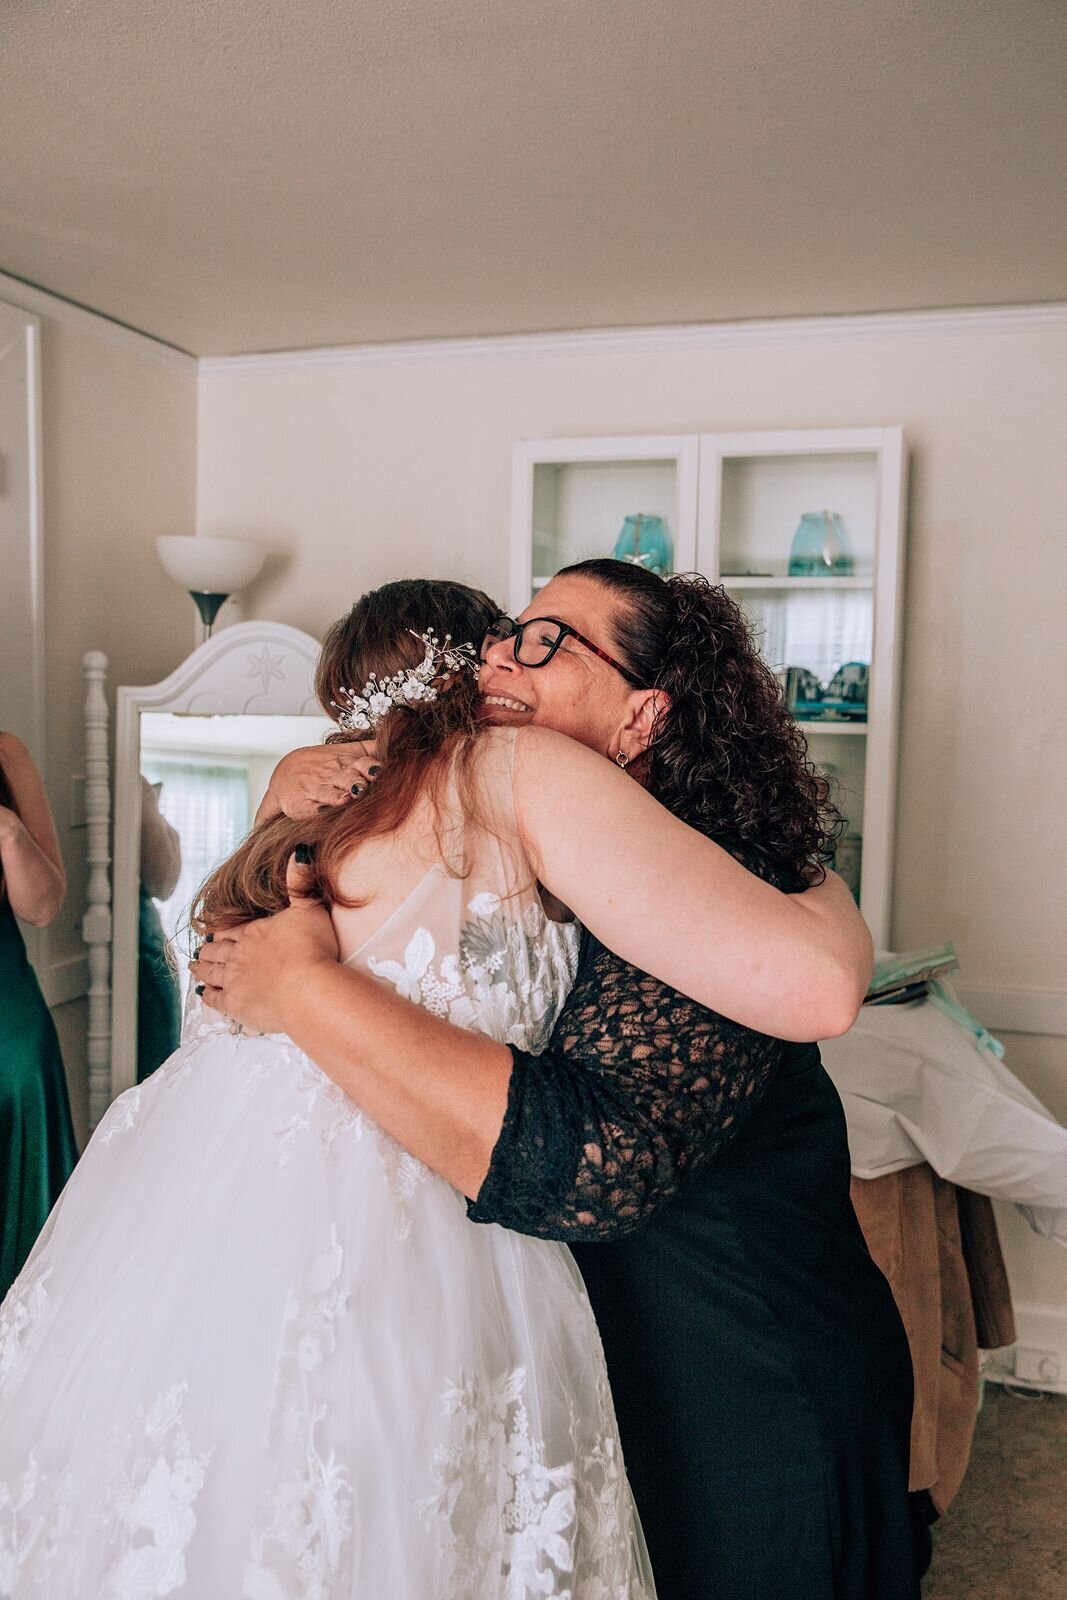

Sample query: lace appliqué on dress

[0,1383,211,1599]
[0,1273,51,1399]
[364,898,577,1241]
[99,1383,212,1599]
[273,1047,366,1170]
[0,1454,72,1595]
[0,1279,67,1591]
[421,1358,650,1600]
[244,1228,352,1600]
[99,1086,144,1145]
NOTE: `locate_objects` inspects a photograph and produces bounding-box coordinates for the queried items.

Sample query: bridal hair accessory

[331,630,479,733]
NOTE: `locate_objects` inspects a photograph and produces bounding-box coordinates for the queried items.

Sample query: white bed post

[82,650,112,1130]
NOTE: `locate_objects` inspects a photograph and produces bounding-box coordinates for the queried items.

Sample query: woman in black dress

[468,563,919,1598]
[200,564,920,1599]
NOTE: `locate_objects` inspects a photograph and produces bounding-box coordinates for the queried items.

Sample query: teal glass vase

[612,514,672,577]
[788,511,852,577]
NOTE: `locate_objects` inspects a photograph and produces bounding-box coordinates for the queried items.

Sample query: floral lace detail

[0,1273,51,1398]
[1,1382,214,1598]
[99,1086,144,1144]
[369,927,468,1020]
[421,1358,650,1600]
[244,1229,352,1599]
[375,1132,433,1241]
[570,1371,655,1600]
[460,894,577,1049]
[97,1383,212,1599]
[421,1365,576,1599]
[0,1455,72,1593]
[368,895,577,1052]
[359,895,577,1241]
[273,1050,366,1169]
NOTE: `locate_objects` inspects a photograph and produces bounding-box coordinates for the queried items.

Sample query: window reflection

[135,713,333,1077]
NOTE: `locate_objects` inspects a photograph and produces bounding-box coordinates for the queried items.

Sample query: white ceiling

[2,0,1065,357]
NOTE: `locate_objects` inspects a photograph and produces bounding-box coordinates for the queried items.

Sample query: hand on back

[257,741,381,824]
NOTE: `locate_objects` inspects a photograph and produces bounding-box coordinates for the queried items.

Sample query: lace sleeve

[467,934,782,1242]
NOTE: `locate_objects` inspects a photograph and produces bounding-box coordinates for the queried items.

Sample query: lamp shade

[156,535,265,595]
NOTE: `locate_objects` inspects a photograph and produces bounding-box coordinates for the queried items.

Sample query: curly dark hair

[558,559,845,892]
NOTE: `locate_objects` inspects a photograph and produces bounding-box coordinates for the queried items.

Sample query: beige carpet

[923,1383,1067,1598]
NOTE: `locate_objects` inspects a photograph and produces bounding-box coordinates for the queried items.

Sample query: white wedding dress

[0,732,655,1599]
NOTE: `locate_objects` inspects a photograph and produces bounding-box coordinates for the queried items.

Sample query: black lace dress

[469,931,920,1600]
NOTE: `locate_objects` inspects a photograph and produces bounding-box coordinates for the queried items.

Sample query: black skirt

[571,1050,920,1600]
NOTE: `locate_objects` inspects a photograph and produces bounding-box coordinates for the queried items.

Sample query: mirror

[92,622,327,1121]
[137,711,332,1063]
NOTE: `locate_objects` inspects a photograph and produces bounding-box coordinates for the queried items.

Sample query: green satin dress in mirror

[0,892,78,1302]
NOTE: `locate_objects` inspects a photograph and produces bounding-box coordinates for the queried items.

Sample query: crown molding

[199,301,1067,378]
[0,269,196,372]
[3,273,1063,377]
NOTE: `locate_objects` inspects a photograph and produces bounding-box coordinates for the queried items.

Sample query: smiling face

[479,572,659,759]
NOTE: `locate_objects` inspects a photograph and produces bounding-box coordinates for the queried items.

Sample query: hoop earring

[615,751,629,769]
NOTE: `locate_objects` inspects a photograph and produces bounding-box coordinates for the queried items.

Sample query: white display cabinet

[509,428,906,948]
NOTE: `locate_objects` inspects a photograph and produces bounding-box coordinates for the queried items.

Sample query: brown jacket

[852,1165,1016,1513]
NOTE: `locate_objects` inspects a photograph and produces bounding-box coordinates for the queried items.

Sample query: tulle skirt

[0,1025,654,1599]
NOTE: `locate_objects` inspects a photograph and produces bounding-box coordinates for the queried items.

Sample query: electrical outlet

[70,774,87,829]
[1014,1347,1061,1386]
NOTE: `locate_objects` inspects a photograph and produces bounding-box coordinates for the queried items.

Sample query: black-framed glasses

[480,615,649,689]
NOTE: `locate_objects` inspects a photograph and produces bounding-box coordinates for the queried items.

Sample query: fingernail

[368,765,382,776]
[205,933,214,944]
[350,784,363,797]
[294,842,312,865]
[195,984,205,996]
[192,946,202,963]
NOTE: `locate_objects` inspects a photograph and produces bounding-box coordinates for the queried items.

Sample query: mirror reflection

[135,712,332,1079]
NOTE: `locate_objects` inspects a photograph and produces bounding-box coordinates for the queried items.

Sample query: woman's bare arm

[511,727,871,1041]
[0,735,66,927]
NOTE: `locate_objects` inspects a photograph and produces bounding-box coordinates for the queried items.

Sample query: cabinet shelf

[797,721,868,736]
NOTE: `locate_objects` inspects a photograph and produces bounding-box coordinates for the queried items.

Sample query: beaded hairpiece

[330,629,479,733]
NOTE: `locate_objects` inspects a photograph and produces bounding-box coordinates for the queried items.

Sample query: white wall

[0,276,198,1143]
[198,307,1067,1358]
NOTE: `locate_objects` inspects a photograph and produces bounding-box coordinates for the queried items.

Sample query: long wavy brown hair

[192,579,500,936]
[559,560,845,892]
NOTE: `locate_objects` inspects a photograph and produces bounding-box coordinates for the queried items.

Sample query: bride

[0,576,856,1598]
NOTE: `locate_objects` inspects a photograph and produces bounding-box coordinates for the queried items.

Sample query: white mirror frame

[1,298,46,985]
[86,621,321,1126]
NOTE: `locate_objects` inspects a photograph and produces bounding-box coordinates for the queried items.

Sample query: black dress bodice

[469,931,920,1599]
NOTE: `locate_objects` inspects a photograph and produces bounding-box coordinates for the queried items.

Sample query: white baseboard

[956,984,1067,1039]
[982,1300,1067,1396]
